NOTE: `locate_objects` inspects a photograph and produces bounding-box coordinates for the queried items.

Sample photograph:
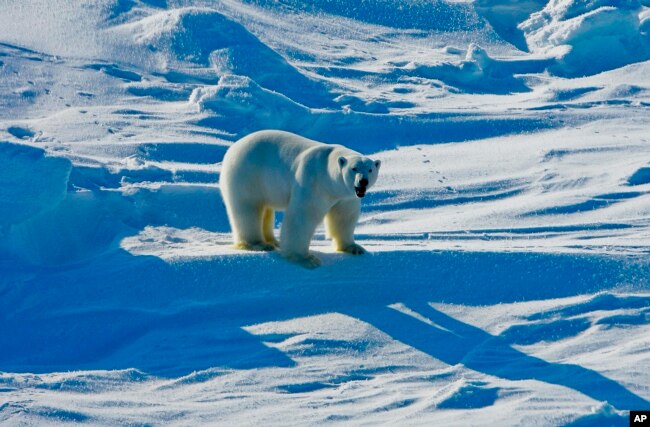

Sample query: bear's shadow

[1,246,648,411]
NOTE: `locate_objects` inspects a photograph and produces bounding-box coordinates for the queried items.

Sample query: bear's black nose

[359,178,368,187]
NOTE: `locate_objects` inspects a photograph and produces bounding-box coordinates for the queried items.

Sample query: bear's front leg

[280,195,327,269]
[325,199,366,255]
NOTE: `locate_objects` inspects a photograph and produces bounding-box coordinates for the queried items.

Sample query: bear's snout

[354,175,369,197]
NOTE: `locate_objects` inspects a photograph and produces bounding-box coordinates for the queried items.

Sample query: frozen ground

[1,0,649,425]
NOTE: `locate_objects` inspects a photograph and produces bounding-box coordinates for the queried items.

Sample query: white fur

[220,130,381,268]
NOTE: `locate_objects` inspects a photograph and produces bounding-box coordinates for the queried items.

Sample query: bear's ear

[374,159,381,169]
[338,157,347,168]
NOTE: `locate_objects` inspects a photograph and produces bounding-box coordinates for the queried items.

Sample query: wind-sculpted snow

[474,0,547,50]
[1,0,650,425]
[397,43,552,94]
[0,143,70,231]
[111,7,335,108]
[189,73,553,143]
[189,74,311,133]
[0,141,227,265]
[520,0,650,75]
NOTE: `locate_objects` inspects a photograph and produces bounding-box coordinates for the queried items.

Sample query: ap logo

[631,411,650,425]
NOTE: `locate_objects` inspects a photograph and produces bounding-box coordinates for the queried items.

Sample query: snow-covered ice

[0,0,649,425]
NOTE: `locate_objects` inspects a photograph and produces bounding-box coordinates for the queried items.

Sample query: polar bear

[220,130,381,268]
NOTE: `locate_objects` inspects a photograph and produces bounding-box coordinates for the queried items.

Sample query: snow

[520,0,650,75]
[1,0,649,425]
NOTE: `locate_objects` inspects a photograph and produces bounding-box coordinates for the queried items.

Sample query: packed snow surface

[1,0,649,425]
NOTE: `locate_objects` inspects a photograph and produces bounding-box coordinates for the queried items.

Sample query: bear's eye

[369,169,372,173]
[352,168,357,172]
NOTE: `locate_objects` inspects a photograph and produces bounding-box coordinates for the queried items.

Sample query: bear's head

[338,156,381,198]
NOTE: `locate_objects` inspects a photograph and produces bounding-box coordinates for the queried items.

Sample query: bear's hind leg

[230,200,275,252]
[263,207,280,248]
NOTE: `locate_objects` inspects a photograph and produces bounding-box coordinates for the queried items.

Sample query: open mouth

[355,186,367,198]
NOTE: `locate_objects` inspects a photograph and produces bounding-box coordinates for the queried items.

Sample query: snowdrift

[0,143,70,230]
[521,0,650,75]
[111,7,334,107]
[399,43,552,94]
[0,143,128,265]
[0,142,227,265]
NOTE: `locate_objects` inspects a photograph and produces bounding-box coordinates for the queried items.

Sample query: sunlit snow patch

[521,0,650,76]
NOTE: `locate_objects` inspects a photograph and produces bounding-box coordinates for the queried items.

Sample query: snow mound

[0,143,123,265]
[436,380,500,409]
[520,0,650,76]
[402,43,550,93]
[189,73,551,147]
[113,7,333,107]
[474,0,547,50]
[0,140,227,265]
[564,403,626,426]
[0,143,70,232]
[189,74,311,134]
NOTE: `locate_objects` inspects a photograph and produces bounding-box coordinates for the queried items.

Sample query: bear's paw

[234,242,277,252]
[341,243,367,255]
[284,253,322,269]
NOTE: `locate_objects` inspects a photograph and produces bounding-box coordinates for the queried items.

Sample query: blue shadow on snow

[1,248,648,411]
